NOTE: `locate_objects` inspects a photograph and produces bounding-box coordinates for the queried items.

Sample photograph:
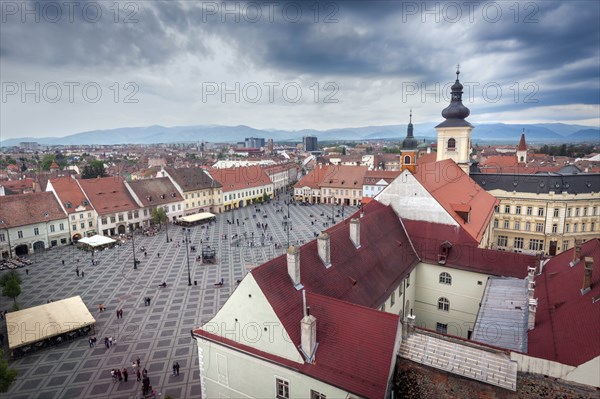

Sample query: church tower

[435,66,474,174]
[516,129,528,164]
[401,110,418,173]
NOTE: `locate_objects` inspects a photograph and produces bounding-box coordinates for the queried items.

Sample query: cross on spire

[409,109,412,123]
[456,63,460,78]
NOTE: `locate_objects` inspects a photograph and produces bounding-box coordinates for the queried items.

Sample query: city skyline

[1,1,599,139]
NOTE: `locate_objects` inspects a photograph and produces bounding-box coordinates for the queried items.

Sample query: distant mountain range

[1,123,598,147]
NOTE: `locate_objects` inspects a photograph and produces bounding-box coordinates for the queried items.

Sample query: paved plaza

[0,200,357,399]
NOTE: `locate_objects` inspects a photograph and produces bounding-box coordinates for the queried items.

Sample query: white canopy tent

[6,296,96,350]
[178,212,216,226]
[78,234,116,247]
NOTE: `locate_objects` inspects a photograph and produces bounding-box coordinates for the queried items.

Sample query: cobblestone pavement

[0,200,357,399]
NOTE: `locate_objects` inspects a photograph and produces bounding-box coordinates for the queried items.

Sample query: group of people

[172,361,180,376]
[143,296,152,306]
[75,267,85,278]
[115,309,124,318]
[103,336,115,348]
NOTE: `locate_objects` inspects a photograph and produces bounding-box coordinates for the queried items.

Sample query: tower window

[447,138,456,150]
[404,155,411,164]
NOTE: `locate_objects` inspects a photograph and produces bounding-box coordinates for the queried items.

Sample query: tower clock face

[452,93,460,100]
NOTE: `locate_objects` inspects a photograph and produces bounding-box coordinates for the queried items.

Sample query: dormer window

[66,202,72,208]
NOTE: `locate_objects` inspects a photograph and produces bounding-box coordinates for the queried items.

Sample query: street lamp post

[165,218,169,243]
[331,196,336,224]
[130,224,138,270]
[286,191,293,248]
[183,228,192,286]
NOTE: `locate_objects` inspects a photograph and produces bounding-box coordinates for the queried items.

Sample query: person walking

[25,268,29,275]
[122,367,128,382]
[136,357,141,368]
[81,271,84,278]
[116,368,122,382]
[62,259,65,265]
[172,362,177,376]
[116,309,120,319]
[136,368,141,381]
[76,267,79,277]
[175,362,180,376]
[109,336,113,346]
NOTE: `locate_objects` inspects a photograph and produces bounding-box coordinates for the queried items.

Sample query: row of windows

[322,188,362,197]
[0,224,66,241]
[72,221,94,231]
[275,378,325,399]
[102,210,141,225]
[497,236,544,251]
[497,205,597,217]
[495,219,597,233]
[225,187,272,201]
[71,212,93,221]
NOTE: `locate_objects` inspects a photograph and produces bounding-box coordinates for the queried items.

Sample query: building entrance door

[549,241,557,256]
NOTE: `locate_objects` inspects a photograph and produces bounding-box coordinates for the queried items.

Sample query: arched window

[520,156,524,162]
[438,297,450,311]
[404,155,411,165]
[447,138,456,150]
[439,272,452,285]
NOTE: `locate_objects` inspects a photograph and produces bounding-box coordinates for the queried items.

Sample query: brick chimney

[300,290,317,362]
[317,232,331,268]
[581,257,594,295]
[527,266,536,282]
[528,280,535,300]
[349,218,361,248]
[287,246,303,290]
[528,298,538,330]
[570,241,582,267]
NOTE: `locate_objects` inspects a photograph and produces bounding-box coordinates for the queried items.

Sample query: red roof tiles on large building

[206,166,271,193]
[194,292,400,399]
[77,177,139,216]
[48,176,94,214]
[415,159,498,243]
[528,239,600,367]
[0,192,66,227]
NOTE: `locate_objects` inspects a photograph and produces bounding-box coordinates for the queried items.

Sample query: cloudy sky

[1,0,599,139]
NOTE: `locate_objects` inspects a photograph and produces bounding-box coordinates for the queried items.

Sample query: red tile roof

[363,170,402,185]
[517,132,527,151]
[403,219,537,278]
[252,201,419,310]
[479,155,518,168]
[0,178,35,194]
[528,239,600,366]
[415,159,499,243]
[416,152,437,166]
[48,176,93,214]
[294,165,330,189]
[206,166,272,193]
[318,165,368,190]
[0,192,67,227]
[163,167,221,192]
[194,292,399,399]
[77,177,139,216]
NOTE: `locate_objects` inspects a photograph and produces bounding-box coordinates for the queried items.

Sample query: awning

[179,212,216,223]
[78,234,116,247]
[6,296,96,350]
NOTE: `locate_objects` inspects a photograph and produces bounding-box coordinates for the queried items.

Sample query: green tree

[81,160,107,179]
[40,154,56,171]
[151,207,168,226]
[0,270,22,287]
[2,278,21,307]
[0,349,18,393]
[262,192,269,202]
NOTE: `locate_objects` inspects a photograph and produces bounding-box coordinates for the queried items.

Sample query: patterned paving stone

[0,201,357,398]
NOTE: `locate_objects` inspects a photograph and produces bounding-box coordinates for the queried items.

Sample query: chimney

[349,218,360,248]
[581,257,594,295]
[527,266,536,282]
[317,232,331,268]
[570,242,582,267]
[528,280,535,300]
[301,290,317,362]
[287,246,303,290]
[528,298,538,330]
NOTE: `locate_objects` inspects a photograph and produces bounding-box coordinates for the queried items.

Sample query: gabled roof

[77,177,139,216]
[294,165,329,189]
[126,177,182,207]
[206,166,272,193]
[403,219,537,278]
[163,167,221,192]
[415,160,499,243]
[194,292,400,399]
[0,178,35,194]
[0,192,67,228]
[528,239,600,367]
[318,165,368,189]
[48,176,93,214]
[253,200,418,310]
